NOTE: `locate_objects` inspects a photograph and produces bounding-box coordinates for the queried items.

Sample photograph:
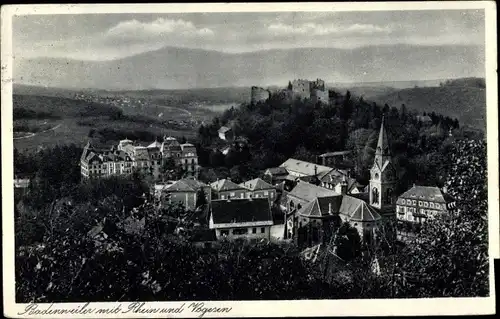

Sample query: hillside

[372,82,486,130]
[14,44,484,90]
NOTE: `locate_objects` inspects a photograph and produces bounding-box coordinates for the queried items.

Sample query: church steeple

[369,116,397,212]
[374,116,392,169]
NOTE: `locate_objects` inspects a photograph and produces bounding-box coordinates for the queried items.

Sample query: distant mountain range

[14,44,484,90]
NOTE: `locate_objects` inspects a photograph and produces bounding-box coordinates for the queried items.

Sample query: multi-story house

[209,198,273,240]
[210,179,247,200]
[80,136,199,180]
[239,178,276,202]
[153,178,211,211]
[396,185,457,225]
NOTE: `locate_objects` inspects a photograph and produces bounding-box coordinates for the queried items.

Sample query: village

[75,79,458,261]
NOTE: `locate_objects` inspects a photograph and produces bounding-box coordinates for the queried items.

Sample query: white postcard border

[2,2,498,318]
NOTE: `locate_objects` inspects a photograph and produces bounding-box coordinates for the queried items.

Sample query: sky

[13,10,485,61]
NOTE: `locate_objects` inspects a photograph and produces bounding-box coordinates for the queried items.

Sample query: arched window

[372,187,379,204]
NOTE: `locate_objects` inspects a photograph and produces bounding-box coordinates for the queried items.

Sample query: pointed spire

[376,116,391,157]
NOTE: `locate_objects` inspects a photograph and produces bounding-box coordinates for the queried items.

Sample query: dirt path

[13,123,62,140]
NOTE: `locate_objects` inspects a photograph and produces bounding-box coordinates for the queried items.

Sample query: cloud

[106,17,215,39]
[268,22,392,36]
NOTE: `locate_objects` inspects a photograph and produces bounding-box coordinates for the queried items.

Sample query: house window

[412,200,416,205]
[401,199,405,204]
[221,195,225,199]
[230,192,235,197]
[252,228,257,234]
[418,201,423,206]
[261,227,265,233]
[436,203,441,209]
[240,193,244,199]
[424,201,429,207]
[232,228,247,235]
[264,191,269,196]
[430,202,435,208]
[220,230,229,236]
[270,192,274,199]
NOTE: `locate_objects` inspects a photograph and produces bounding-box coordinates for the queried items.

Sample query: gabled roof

[148,141,162,148]
[339,196,381,222]
[210,179,245,192]
[264,167,289,176]
[239,178,274,191]
[397,185,455,203]
[211,198,272,225]
[218,126,231,133]
[288,181,339,202]
[182,178,208,190]
[297,196,343,218]
[279,158,333,177]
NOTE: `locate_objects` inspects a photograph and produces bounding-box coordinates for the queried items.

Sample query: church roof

[239,178,274,191]
[297,196,343,218]
[339,196,381,222]
[288,181,339,202]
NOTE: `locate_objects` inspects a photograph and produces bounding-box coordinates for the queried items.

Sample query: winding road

[13,123,62,140]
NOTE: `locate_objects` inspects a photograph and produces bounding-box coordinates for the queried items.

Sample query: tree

[195,187,207,209]
[333,222,362,261]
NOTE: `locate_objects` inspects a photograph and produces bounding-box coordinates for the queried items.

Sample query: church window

[372,188,379,204]
[375,173,379,180]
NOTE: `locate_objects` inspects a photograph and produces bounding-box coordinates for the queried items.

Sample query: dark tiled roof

[211,198,272,225]
[265,167,289,176]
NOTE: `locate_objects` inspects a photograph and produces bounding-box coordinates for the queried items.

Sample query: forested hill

[370,77,486,130]
[196,90,482,195]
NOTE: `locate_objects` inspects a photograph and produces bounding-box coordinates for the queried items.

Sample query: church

[284,117,397,247]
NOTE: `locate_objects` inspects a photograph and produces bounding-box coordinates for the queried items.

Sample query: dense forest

[194,89,478,195]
